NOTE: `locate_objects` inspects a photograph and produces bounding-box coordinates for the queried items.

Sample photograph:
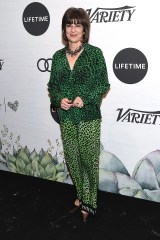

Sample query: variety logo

[86,5,136,23]
[0,59,4,70]
[22,2,50,36]
[113,48,148,84]
[116,108,160,125]
[37,58,52,72]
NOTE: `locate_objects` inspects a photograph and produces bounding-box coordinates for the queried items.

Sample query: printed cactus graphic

[1,125,160,203]
[0,125,68,182]
[132,150,160,190]
[98,143,142,194]
[132,150,160,202]
[0,146,67,182]
[97,144,160,203]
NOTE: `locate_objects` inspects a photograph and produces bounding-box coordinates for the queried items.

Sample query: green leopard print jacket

[47,43,110,124]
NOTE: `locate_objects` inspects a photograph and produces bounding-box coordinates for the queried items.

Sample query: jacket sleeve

[80,48,110,105]
[47,54,63,108]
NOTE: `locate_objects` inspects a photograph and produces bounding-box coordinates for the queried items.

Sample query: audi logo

[37,58,52,72]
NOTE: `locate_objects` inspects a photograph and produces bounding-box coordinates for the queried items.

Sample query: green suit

[48,43,110,214]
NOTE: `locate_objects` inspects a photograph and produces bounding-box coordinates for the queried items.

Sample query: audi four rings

[37,58,52,72]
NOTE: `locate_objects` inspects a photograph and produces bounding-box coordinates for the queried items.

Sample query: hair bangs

[65,14,83,25]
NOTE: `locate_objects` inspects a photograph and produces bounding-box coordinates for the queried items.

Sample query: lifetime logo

[86,5,136,23]
[113,48,148,84]
[23,16,49,23]
[22,2,50,36]
[0,59,4,70]
[114,63,146,70]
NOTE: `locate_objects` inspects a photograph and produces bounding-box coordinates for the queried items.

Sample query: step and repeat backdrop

[0,0,160,203]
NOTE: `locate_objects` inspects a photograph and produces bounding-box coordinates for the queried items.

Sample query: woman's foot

[81,210,90,223]
[74,199,80,207]
[69,199,81,213]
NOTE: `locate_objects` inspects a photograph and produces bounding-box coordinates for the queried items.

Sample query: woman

[47,7,110,222]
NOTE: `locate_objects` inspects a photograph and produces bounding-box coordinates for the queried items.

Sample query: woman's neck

[66,42,84,57]
[68,42,82,51]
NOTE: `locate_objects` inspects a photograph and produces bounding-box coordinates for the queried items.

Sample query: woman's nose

[71,26,76,32]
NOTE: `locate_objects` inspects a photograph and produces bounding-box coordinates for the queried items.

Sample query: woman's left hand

[73,96,84,108]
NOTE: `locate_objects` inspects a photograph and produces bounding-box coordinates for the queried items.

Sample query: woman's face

[65,21,84,44]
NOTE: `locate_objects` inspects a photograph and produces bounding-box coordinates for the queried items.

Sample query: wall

[0,0,160,203]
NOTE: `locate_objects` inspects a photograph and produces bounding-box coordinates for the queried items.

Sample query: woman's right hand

[61,98,73,111]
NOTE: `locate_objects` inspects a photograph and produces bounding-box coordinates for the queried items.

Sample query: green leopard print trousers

[60,119,101,215]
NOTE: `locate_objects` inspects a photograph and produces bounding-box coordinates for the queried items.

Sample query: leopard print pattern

[60,119,101,215]
[48,43,110,125]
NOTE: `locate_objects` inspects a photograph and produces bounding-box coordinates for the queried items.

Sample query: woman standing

[48,7,110,222]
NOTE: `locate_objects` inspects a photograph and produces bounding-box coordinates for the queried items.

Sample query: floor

[0,170,160,240]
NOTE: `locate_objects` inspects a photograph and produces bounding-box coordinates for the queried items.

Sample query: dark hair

[62,7,90,43]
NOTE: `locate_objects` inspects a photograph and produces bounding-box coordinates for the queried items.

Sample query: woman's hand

[61,98,73,110]
[73,96,84,108]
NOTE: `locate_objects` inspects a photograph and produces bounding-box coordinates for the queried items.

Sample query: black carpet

[0,170,160,240]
